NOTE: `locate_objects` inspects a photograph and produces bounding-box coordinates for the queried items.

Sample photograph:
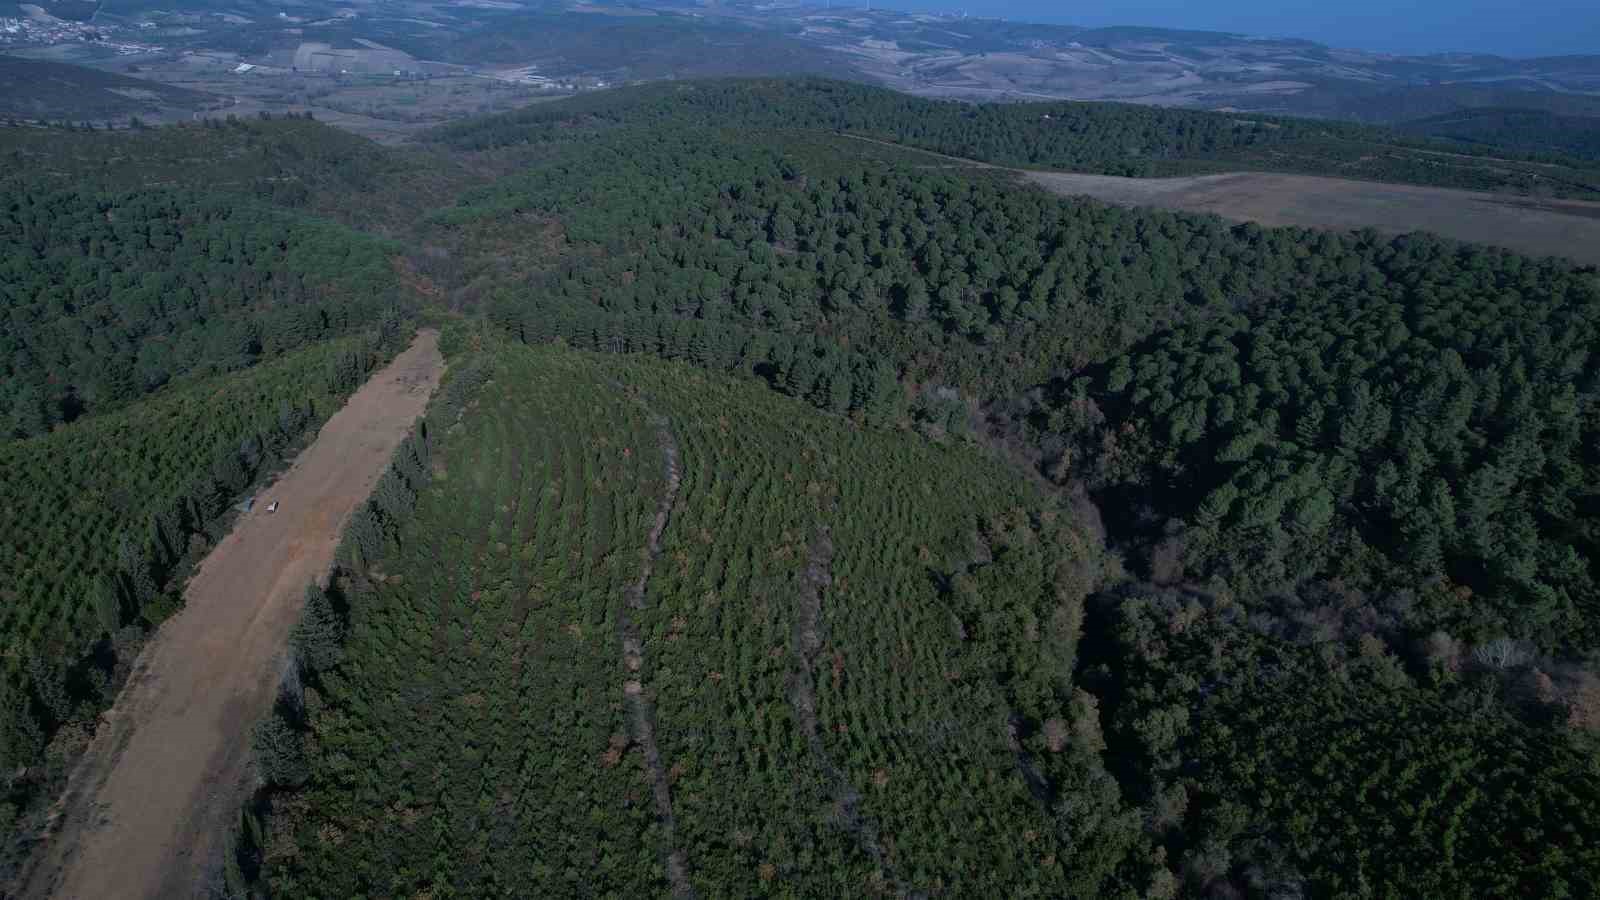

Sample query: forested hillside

[0,326,406,877]
[0,116,457,229]
[1097,588,1600,896]
[5,76,1599,897]
[0,56,217,124]
[2,186,399,434]
[0,118,433,881]
[393,87,1600,894]
[1054,251,1600,651]
[432,78,1600,197]
[0,116,451,435]
[0,116,387,199]
[241,337,1143,896]
[447,113,1599,653]
[1397,107,1600,161]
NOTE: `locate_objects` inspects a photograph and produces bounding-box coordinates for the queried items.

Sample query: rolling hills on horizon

[4,0,1599,132]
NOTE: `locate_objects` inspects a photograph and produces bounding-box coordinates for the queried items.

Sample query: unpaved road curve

[19,330,443,900]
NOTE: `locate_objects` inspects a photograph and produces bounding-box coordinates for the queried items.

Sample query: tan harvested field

[836,133,1600,266]
[1024,171,1600,266]
[17,331,443,900]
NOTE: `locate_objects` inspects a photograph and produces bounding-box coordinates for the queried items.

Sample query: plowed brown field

[1024,170,1600,266]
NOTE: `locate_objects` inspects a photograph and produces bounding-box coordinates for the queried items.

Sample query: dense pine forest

[2,77,1598,897]
[1397,107,1600,161]
[433,78,1600,197]
[0,117,421,879]
[1,187,400,433]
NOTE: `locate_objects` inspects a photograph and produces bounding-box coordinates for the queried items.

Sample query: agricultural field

[1022,169,1600,267]
[0,55,221,124]
[92,59,562,144]
[245,339,1141,896]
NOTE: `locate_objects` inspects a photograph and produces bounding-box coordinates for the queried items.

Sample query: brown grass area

[1024,170,1600,266]
[835,134,1600,266]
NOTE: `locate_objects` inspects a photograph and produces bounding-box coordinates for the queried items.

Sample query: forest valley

[2,78,1598,897]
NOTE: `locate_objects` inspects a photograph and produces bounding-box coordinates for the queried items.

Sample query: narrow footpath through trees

[616,408,696,899]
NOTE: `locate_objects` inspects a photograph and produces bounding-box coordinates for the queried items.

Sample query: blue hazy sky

[862,0,1599,58]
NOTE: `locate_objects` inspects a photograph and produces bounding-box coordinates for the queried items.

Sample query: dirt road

[1023,170,1600,266]
[19,330,443,900]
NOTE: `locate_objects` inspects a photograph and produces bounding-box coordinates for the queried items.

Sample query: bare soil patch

[1024,170,1600,266]
[17,331,443,900]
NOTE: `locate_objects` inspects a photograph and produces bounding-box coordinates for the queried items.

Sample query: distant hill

[1395,106,1600,161]
[0,55,217,123]
[661,3,1600,116]
[3,0,100,22]
[402,9,847,79]
[430,77,1600,198]
[9,0,1597,125]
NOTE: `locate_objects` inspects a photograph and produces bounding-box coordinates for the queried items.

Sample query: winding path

[785,528,921,896]
[18,331,443,900]
[616,408,696,899]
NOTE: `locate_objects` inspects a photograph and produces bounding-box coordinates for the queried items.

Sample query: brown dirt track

[1023,170,1600,266]
[18,330,442,900]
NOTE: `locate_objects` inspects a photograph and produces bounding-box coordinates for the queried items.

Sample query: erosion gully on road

[18,330,444,900]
